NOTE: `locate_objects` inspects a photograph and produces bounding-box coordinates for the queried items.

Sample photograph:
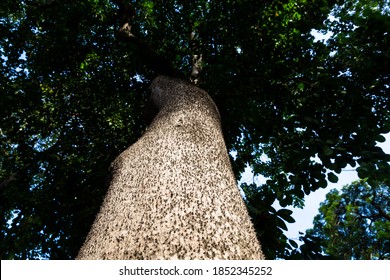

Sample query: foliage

[298,180,389,259]
[1,0,390,259]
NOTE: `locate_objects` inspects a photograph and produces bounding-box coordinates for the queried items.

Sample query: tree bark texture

[76,76,264,259]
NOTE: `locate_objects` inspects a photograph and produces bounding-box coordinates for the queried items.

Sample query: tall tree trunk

[76,76,264,260]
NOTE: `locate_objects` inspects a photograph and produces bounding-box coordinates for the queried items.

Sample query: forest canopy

[1,0,389,259]
[297,180,389,260]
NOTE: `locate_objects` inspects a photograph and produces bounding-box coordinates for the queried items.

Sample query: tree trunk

[76,76,264,260]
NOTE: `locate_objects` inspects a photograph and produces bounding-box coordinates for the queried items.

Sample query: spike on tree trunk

[76,76,264,260]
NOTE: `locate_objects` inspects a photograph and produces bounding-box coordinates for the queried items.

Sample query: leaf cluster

[301,180,389,259]
[1,0,389,259]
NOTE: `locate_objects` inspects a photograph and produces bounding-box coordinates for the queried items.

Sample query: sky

[239,133,390,242]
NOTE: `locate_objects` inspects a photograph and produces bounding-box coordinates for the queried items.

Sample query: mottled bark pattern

[77,76,264,259]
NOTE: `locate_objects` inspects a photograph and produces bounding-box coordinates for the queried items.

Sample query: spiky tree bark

[76,76,264,259]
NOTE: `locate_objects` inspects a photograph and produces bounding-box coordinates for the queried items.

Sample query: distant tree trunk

[76,76,264,260]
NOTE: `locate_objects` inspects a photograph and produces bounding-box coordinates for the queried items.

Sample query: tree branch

[112,0,180,77]
[189,31,203,84]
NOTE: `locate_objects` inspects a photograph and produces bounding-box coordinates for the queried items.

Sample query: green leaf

[318,179,328,188]
[277,218,288,231]
[277,209,293,217]
[327,172,338,183]
[277,209,295,223]
[289,239,298,249]
[375,135,386,143]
